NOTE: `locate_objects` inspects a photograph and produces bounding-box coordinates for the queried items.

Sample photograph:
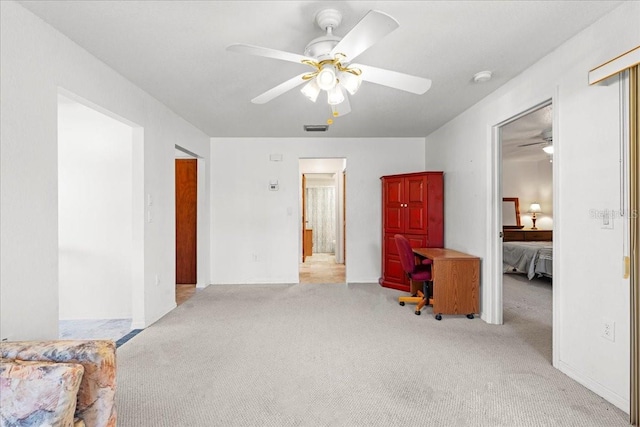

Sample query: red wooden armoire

[379,171,444,292]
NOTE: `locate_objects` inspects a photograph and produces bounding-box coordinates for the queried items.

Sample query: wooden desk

[412,248,480,320]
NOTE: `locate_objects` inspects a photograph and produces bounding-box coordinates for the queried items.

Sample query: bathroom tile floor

[59,318,132,341]
[299,252,346,284]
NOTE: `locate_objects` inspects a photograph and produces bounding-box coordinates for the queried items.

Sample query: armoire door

[404,174,428,234]
[383,176,404,233]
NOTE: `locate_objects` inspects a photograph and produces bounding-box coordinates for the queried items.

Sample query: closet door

[176,159,197,284]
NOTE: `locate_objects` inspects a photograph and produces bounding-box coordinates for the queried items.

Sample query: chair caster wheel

[466,314,474,319]
[435,314,442,321]
[414,310,421,315]
[399,301,405,306]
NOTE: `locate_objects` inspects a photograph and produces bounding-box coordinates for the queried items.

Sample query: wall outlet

[601,318,615,341]
[155,274,160,286]
[251,253,258,262]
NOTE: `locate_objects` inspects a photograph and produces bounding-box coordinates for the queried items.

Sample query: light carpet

[115,277,628,426]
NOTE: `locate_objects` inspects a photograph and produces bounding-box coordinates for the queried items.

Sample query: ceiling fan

[518,129,553,154]
[226,9,432,120]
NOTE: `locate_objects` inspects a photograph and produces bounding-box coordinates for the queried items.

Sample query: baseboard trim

[557,359,630,413]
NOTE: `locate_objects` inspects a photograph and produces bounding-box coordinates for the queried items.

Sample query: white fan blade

[251,73,309,104]
[227,43,314,65]
[330,10,399,62]
[331,87,351,117]
[518,141,546,147]
[354,64,432,94]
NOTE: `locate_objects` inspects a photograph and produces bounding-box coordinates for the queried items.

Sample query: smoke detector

[473,70,493,83]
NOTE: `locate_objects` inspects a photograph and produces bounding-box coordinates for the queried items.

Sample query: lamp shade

[301,80,321,102]
[542,145,554,154]
[528,203,542,213]
[327,85,345,105]
[316,65,337,90]
[339,71,362,95]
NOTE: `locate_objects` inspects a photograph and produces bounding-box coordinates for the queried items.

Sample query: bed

[503,241,553,279]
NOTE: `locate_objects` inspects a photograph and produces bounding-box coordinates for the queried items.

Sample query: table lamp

[528,203,542,230]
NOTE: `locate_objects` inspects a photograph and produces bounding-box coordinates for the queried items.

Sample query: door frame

[298,158,347,277]
[486,98,555,327]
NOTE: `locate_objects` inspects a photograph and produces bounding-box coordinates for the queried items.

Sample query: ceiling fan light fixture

[327,85,345,105]
[229,9,432,118]
[316,65,337,90]
[301,80,321,102]
[339,70,362,95]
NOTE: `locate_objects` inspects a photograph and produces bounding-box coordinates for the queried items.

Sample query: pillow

[0,358,84,427]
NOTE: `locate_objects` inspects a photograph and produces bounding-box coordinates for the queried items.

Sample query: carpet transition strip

[116,329,143,348]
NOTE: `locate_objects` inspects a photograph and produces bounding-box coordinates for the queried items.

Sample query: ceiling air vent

[304,124,329,132]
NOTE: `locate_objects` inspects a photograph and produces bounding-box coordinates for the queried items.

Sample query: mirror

[502,197,523,229]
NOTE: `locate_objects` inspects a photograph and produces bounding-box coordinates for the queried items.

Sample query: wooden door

[176,159,197,284]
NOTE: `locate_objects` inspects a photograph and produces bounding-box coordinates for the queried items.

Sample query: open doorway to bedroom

[299,158,346,284]
[499,102,554,361]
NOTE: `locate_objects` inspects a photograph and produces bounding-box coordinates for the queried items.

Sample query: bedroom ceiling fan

[518,129,553,154]
[226,9,432,120]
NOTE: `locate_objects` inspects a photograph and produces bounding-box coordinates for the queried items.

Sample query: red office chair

[395,234,433,315]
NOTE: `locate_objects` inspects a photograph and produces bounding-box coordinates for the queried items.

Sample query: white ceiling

[502,104,553,162]
[19,1,621,139]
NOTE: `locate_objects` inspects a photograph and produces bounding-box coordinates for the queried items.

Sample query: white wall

[0,1,210,340]
[425,2,638,411]
[503,158,553,229]
[211,138,425,284]
[58,97,133,319]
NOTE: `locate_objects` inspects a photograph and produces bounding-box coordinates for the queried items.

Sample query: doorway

[175,147,199,305]
[500,103,554,360]
[489,100,554,351]
[57,93,142,341]
[299,158,346,284]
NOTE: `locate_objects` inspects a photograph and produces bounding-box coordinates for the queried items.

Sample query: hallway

[299,253,345,284]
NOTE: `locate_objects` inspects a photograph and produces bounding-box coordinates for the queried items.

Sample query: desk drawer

[503,229,552,241]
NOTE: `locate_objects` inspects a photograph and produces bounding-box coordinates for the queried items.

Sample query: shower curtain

[305,186,336,253]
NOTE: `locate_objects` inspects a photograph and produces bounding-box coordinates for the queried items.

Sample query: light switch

[601,210,613,229]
